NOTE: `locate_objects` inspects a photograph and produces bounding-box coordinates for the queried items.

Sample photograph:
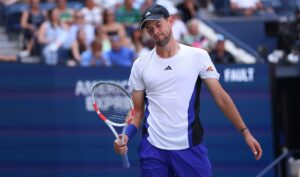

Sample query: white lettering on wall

[75,80,130,111]
[224,67,255,82]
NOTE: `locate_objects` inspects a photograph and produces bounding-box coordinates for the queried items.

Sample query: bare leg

[25,38,34,54]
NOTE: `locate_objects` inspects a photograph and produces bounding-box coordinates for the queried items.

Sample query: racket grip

[121,153,130,168]
[121,125,130,168]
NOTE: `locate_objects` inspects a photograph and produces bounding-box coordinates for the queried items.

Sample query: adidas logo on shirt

[164,66,172,71]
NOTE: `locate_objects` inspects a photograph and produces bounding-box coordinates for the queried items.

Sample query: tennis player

[114,4,262,177]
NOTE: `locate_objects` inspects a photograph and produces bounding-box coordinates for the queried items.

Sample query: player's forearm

[215,90,247,131]
[131,90,145,129]
[124,108,143,143]
[132,109,144,129]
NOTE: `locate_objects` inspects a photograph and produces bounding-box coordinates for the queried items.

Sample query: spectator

[94,0,122,10]
[176,0,199,23]
[102,8,127,45]
[171,8,188,42]
[58,11,95,66]
[37,9,68,65]
[94,25,111,53]
[130,27,144,56]
[68,27,89,66]
[182,18,210,51]
[65,11,95,49]
[115,0,141,36]
[104,35,136,67]
[137,30,155,57]
[155,1,187,41]
[80,0,103,26]
[209,35,235,64]
[19,0,46,57]
[156,0,176,11]
[230,0,272,16]
[53,0,74,25]
[80,39,111,67]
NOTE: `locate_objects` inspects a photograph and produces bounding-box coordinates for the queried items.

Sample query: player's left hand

[114,135,129,155]
[242,130,263,160]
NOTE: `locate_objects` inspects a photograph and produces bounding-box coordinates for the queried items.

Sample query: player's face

[144,18,172,47]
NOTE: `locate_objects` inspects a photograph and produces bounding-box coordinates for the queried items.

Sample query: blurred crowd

[0,0,299,66]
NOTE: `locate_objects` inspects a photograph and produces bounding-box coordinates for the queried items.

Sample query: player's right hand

[114,134,129,155]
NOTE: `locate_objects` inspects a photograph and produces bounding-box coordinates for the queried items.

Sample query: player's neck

[156,39,180,58]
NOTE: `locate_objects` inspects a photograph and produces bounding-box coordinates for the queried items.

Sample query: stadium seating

[3,2,84,39]
[4,3,27,38]
[213,0,231,16]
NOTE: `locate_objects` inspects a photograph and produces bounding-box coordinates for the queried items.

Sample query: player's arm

[130,90,145,128]
[203,78,263,160]
[114,90,145,155]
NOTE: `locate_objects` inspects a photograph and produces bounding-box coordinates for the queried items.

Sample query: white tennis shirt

[129,44,220,150]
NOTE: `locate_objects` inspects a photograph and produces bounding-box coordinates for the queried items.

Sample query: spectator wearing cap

[104,35,136,67]
[209,35,235,64]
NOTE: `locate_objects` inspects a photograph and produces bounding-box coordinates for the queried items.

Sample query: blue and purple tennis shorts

[138,138,212,177]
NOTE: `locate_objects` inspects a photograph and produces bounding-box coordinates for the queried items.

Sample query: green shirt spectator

[115,5,141,25]
[115,0,141,36]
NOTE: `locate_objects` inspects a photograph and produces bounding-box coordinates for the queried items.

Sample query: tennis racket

[91,82,133,168]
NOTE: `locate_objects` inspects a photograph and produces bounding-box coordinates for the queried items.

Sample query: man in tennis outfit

[114,4,262,177]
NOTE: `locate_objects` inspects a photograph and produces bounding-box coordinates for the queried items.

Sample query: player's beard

[154,30,172,47]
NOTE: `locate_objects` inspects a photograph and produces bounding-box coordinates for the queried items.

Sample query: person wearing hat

[209,34,235,64]
[114,4,262,176]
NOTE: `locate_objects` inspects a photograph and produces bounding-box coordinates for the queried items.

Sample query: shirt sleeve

[128,59,145,91]
[199,50,220,80]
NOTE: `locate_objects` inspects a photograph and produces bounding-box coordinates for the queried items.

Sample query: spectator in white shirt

[230,0,271,16]
[80,0,103,26]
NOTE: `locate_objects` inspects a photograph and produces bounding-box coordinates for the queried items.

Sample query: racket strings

[93,84,132,124]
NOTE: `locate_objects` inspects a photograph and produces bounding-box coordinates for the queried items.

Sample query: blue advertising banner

[0,63,273,177]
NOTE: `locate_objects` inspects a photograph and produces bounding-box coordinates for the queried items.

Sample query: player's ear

[167,16,175,26]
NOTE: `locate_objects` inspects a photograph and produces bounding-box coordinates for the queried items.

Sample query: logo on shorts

[164,66,172,71]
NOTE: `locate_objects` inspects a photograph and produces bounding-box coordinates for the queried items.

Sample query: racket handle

[121,153,130,168]
[121,125,130,168]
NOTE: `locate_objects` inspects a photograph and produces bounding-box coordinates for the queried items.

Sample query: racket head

[91,82,133,126]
